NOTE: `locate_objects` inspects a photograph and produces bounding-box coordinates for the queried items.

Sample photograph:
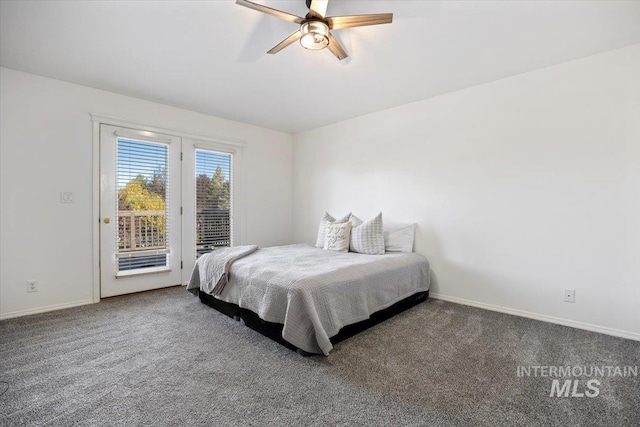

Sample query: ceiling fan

[236,0,393,60]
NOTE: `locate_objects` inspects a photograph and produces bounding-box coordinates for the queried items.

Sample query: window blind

[195,149,232,257]
[116,138,170,271]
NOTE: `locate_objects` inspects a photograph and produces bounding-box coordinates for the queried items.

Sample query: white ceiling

[1,1,639,133]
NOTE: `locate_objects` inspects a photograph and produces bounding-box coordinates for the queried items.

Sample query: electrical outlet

[564,289,575,303]
[27,280,38,293]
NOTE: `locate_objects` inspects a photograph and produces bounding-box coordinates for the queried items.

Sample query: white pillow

[349,213,385,255]
[324,221,352,252]
[384,220,417,252]
[315,211,351,248]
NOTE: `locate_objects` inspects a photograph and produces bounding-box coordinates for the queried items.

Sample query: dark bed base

[198,290,429,355]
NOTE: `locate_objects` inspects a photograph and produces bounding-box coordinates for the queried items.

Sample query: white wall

[293,45,640,339]
[3,45,639,338]
[0,67,293,319]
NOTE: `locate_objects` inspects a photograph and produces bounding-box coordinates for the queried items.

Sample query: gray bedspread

[187,245,258,296]
[190,243,430,355]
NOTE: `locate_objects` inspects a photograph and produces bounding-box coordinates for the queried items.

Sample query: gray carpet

[1,287,638,427]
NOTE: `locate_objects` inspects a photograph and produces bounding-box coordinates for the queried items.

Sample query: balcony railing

[117,209,231,256]
[118,210,166,252]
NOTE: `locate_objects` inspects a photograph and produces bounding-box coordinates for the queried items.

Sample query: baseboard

[2,294,637,342]
[0,299,95,320]
[429,293,640,342]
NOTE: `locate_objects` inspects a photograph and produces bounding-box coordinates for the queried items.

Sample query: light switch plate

[60,192,75,203]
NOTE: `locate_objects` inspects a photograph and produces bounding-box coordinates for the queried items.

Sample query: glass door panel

[195,149,232,257]
[117,138,169,271]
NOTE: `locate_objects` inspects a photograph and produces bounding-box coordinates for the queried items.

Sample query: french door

[99,125,182,297]
[99,125,238,298]
[181,138,236,279]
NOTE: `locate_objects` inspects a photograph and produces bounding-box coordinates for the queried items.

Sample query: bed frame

[198,290,429,356]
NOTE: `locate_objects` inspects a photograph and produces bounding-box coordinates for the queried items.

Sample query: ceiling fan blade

[236,0,304,24]
[327,13,393,30]
[267,30,303,54]
[326,33,348,60]
[308,0,329,18]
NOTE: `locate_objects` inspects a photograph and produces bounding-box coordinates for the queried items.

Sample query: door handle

[103,217,111,224]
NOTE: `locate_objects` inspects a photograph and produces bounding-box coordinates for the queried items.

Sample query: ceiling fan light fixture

[299,21,329,50]
[236,0,393,60]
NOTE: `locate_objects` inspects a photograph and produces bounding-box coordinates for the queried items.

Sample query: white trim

[90,113,247,147]
[0,299,95,320]
[429,292,640,342]
[92,121,100,303]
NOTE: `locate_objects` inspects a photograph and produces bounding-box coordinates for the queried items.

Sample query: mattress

[200,243,430,355]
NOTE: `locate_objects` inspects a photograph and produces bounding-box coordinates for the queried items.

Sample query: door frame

[91,114,246,302]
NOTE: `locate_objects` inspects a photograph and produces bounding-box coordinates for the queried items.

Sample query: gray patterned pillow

[315,211,351,248]
[323,221,352,252]
[349,213,385,255]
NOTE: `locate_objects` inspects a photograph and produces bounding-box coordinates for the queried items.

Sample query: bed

[189,243,430,355]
